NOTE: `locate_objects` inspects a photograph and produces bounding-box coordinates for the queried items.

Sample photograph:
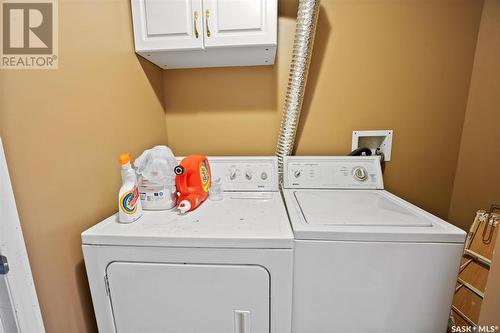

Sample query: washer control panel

[283,156,383,189]
[207,157,278,191]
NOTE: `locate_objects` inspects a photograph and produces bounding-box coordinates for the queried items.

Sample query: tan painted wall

[164,0,483,219]
[0,1,167,332]
[447,0,500,326]
[448,0,500,230]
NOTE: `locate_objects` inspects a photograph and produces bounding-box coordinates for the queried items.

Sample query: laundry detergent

[175,155,211,214]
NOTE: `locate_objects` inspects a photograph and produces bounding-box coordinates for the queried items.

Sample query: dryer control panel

[208,157,278,192]
[283,156,384,189]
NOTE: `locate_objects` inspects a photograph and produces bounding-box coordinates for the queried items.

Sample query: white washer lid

[282,189,466,243]
[295,190,432,227]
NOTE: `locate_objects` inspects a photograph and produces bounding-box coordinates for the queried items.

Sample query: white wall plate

[352,130,393,161]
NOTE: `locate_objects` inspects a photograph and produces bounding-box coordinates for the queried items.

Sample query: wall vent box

[352,130,393,161]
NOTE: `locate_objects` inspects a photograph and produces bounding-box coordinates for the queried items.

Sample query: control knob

[352,166,368,182]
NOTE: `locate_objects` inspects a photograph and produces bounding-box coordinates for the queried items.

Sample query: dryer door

[106,262,270,333]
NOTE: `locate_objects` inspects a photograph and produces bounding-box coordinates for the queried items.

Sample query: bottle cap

[119,153,131,165]
[178,200,191,214]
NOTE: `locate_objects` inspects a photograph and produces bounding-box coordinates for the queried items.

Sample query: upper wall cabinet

[131,0,277,69]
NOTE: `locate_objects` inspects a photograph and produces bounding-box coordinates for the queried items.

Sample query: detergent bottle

[118,153,142,223]
[175,155,211,214]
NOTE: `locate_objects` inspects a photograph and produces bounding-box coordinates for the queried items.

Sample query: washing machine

[82,157,293,333]
[282,156,466,333]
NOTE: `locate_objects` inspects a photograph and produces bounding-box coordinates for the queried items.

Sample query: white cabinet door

[202,0,277,48]
[131,0,204,51]
[107,262,270,333]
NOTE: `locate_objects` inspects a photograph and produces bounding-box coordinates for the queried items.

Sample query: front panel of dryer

[106,262,269,333]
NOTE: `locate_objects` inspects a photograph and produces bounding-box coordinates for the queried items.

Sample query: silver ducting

[276,0,320,180]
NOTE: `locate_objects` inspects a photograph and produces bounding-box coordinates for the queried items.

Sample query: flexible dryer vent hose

[275,0,320,182]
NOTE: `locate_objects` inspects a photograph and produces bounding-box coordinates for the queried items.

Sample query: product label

[200,159,211,192]
[140,190,165,202]
[120,186,140,214]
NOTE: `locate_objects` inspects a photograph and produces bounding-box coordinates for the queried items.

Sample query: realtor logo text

[1,0,58,69]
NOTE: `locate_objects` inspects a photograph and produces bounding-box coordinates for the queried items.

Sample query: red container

[174,155,211,213]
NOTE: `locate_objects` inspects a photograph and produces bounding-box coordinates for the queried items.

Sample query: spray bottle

[118,153,142,223]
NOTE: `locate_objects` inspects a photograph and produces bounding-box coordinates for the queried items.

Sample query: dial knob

[229,169,237,180]
[294,170,301,178]
[245,169,253,180]
[353,167,368,182]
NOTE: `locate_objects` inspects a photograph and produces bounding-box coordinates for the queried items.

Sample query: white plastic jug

[134,146,177,210]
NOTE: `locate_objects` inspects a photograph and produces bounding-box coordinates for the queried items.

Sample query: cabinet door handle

[194,11,199,38]
[205,9,211,37]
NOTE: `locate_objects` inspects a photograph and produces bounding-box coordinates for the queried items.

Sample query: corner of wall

[447,0,486,224]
